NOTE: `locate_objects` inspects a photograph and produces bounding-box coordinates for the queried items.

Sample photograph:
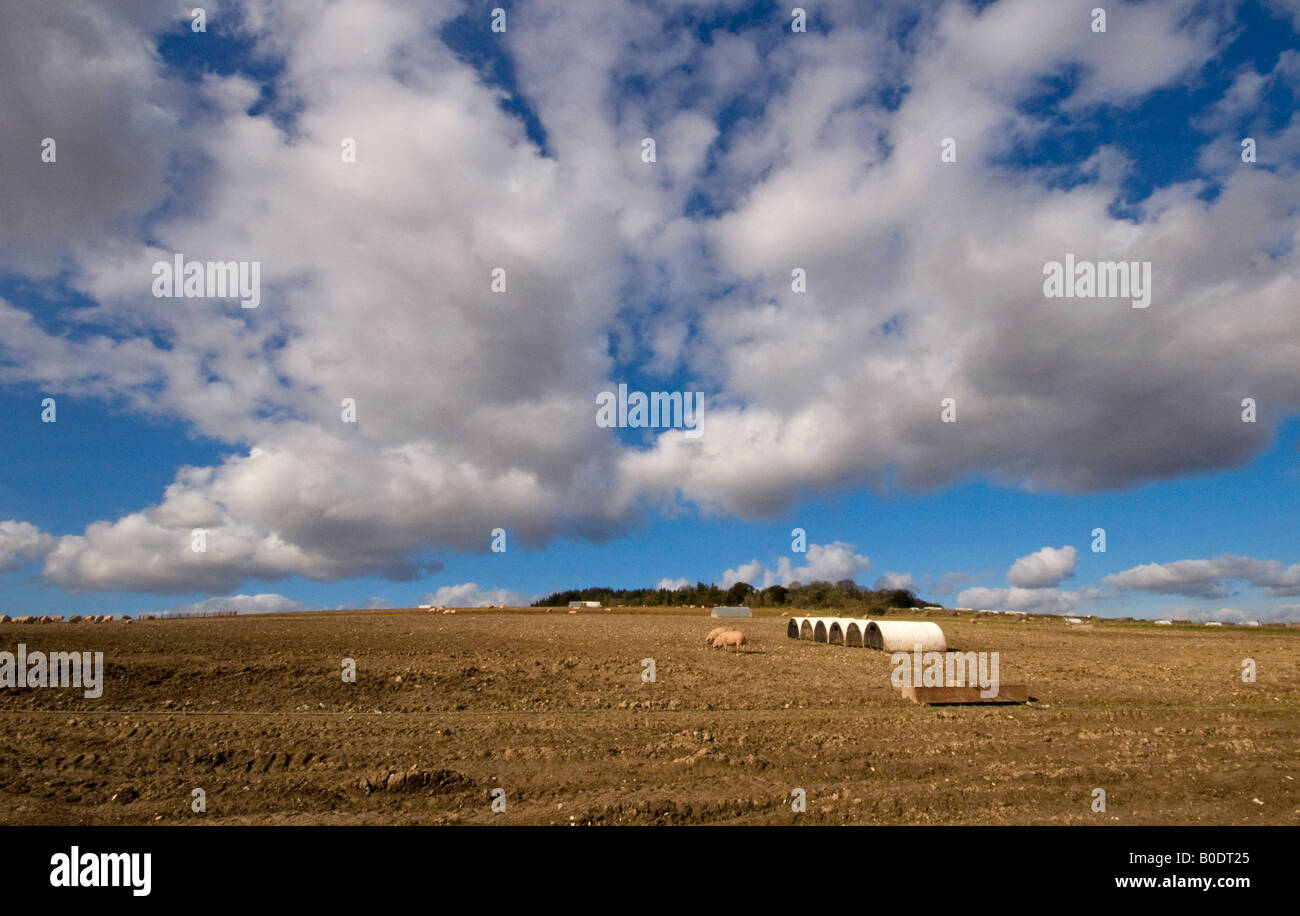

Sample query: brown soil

[1,609,1296,825]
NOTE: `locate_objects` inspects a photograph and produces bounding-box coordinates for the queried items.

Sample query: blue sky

[1,0,1298,621]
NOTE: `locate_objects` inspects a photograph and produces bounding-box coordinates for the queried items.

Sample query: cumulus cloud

[421,583,532,608]
[162,592,306,616]
[0,2,1296,598]
[1265,604,1300,623]
[781,542,873,583]
[617,0,1300,513]
[1104,555,1300,599]
[656,577,690,591]
[721,558,772,589]
[0,521,57,574]
[0,0,189,276]
[957,585,1101,615]
[1266,0,1300,30]
[873,571,915,591]
[875,570,975,595]
[723,541,871,588]
[4,1,635,594]
[1007,545,1077,588]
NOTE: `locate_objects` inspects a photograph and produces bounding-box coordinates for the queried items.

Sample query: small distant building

[1153,619,1173,626]
[711,606,752,618]
[1243,621,1261,627]
[1205,621,1223,627]
[568,600,601,608]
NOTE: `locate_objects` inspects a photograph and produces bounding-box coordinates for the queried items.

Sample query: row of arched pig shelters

[786,616,947,651]
[785,615,1028,705]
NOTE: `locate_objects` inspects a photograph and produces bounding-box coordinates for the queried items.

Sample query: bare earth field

[1,609,1297,825]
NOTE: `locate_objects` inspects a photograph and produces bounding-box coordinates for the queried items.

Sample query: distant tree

[724,581,753,605]
[885,588,919,608]
[533,579,935,612]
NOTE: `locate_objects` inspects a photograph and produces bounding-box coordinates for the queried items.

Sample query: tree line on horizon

[532,580,930,612]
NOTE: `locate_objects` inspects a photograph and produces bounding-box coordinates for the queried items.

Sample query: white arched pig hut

[799,618,814,639]
[864,620,946,652]
[787,616,808,638]
[813,618,836,642]
[827,617,849,642]
[828,618,874,645]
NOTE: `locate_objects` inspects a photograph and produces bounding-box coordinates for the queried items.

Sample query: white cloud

[1265,0,1300,30]
[720,558,772,589]
[0,521,56,574]
[873,572,914,591]
[957,585,1101,615]
[1007,545,1077,588]
[421,583,532,608]
[723,541,871,588]
[780,541,873,584]
[656,577,690,591]
[617,0,1300,515]
[162,593,306,616]
[876,570,976,595]
[0,1,188,276]
[1104,555,1300,599]
[1265,604,1300,623]
[0,2,1296,599]
[3,1,636,594]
